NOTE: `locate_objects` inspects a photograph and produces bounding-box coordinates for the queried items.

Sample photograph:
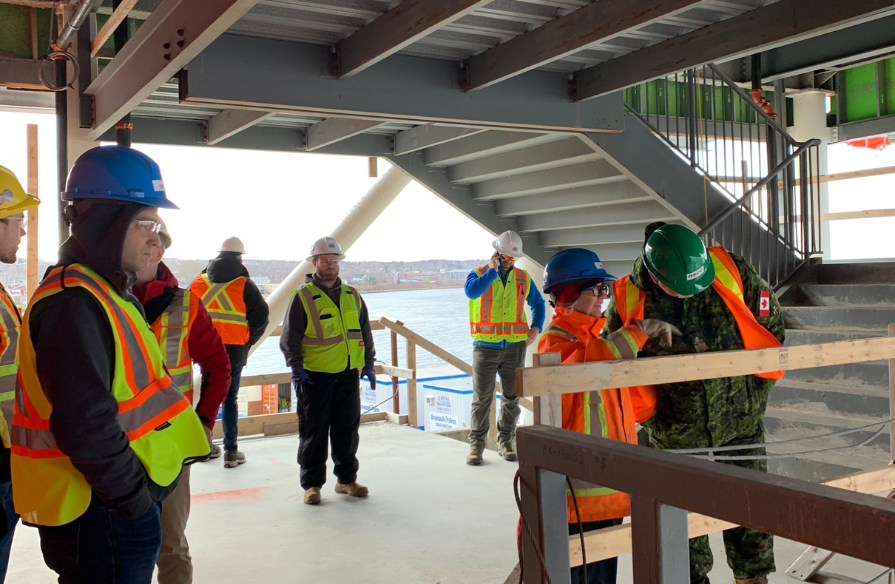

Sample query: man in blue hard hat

[11,146,210,583]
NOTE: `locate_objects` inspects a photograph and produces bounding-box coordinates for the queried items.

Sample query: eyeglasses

[583,283,611,297]
[132,219,161,236]
[499,254,516,262]
[317,259,340,266]
[0,217,26,229]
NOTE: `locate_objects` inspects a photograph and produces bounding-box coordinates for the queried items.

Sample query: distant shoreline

[349,283,464,294]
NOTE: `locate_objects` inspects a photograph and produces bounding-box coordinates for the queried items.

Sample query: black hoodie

[199,252,270,368]
[26,201,171,521]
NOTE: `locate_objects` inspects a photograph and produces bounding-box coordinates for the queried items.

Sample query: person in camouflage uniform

[602,222,784,584]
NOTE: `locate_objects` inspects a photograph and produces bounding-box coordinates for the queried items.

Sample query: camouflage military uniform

[603,252,784,584]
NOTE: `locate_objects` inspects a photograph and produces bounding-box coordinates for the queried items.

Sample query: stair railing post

[889,324,895,464]
[406,338,417,428]
[391,329,400,414]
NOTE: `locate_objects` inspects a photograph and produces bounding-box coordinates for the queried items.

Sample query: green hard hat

[642,224,715,297]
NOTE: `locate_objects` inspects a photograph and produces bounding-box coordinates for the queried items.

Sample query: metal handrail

[706,63,795,143]
[699,138,821,235]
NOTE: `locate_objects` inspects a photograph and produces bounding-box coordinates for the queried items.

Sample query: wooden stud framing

[406,338,417,428]
[91,0,139,57]
[26,124,39,301]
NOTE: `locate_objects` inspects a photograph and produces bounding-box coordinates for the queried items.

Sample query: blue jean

[222,364,244,452]
[0,480,18,583]
[38,495,162,584]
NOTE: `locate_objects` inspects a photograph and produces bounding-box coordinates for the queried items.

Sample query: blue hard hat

[543,248,616,294]
[63,146,178,209]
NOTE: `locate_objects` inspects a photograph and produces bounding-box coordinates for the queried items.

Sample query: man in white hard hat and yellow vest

[0,166,38,583]
[280,237,376,505]
[191,237,269,468]
[465,230,545,465]
[11,146,210,582]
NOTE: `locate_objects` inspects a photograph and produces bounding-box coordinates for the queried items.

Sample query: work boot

[335,481,369,497]
[499,444,518,462]
[202,444,222,461]
[734,576,768,584]
[223,449,246,468]
[466,448,483,466]
[303,487,321,505]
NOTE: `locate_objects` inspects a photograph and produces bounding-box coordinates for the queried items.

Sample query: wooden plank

[25,124,38,301]
[306,117,387,151]
[519,336,895,398]
[532,353,563,427]
[385,412,409,425]
[91,0,139,57]
[462,0,704,91]
[378,316,473,375]
[889,324,895,463]
[787,547,835,581]
[501,562,522,584]
[369,156,378,178]
[375,364,415,379]
[207,109,274,145]
[334,0,493,78]
[569,466,895,567]
[239,371,291,387]
[263,421,298,436]
[406,339,418,428]
[825,209,895,221]
[519,396,533,413]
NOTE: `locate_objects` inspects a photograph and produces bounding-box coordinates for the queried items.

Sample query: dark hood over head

[57,200,147,296]
[205,251,250,283]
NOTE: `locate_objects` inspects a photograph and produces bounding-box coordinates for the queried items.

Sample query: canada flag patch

[759,291,770,317]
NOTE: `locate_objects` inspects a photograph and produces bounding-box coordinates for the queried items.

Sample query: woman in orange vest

[538,248,679,584]
[602,222,785,584]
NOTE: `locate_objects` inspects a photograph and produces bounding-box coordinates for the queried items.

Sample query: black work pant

[296,367,361,490]
[569,518,624,584]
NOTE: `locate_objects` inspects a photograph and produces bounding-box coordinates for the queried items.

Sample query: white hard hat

[219,237,246,254]
[308,236,344,261]
[492,230,523,256]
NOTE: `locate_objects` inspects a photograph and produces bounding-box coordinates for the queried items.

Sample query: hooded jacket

[133,261,231,426]
[26,201,166,520]
[200,252,269,368]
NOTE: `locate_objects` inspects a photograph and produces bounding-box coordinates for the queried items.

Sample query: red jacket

[134,262,231,427]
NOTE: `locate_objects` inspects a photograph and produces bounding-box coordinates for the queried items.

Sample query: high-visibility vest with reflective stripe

[539,309,650,523]
[296,282,366,374]
[150,288,199,404]
[468,266,531,344]
[0,283,20,449]
[11,264,210,527]
[613,247,783,379]
[191,274,249,345]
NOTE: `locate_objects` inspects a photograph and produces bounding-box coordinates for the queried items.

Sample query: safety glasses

[0,217,26,229]
[582,282,611,297]
[499,254,516,262]
[132,219,162,236]
[317,259,340,266]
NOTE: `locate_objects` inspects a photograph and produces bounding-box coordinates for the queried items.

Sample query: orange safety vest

[150,289,199,404]
[0,283,21,449]
[191,274,249,345]
[538,307,652,523]
[613,246,783,380]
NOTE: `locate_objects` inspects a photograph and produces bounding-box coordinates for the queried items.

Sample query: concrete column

[789,92,833,260]
[250,164,412,356]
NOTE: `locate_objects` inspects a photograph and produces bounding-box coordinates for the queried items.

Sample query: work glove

[291,367,309,393]
[633,319,682,348]
[361,364,377,389]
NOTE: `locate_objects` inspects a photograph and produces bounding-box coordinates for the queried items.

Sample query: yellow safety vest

[0,283,20,449]
[11,264,210,527]
[468,266,531,344]
[150,289,198,404]
[296,282,366,374]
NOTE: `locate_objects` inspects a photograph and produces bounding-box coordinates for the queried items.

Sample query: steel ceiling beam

[334,0,494,78]
[306,117,388,151]
[181,35,625,133]
[447,137,600,184]
[572,0,895,101]
[206,109,275,145]
[84,0,261,140]
[835,115,895,142]
[461,0,705,91]
[423,131,565,167]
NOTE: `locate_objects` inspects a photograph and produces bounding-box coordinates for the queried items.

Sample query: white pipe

[249,164,412,357]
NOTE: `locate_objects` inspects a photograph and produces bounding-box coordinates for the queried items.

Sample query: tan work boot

[303,487,321,505]
[466,448,483,466]
[499,445,518,462]
[734,576,768,584]
[335,481,369,497]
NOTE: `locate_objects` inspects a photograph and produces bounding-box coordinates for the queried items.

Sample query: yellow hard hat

[0,165,40,220]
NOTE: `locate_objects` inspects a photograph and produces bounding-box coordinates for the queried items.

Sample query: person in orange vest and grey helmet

[280,236,376,506]
[191,237,269,468]
[133,219,231,584]
[465,230,545,466]
[0,165,38,583]
[537,247,679,584]
[11,146,210,583]
[601,222,785,584]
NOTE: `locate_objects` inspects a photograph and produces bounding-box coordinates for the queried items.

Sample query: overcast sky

[2,109,894,264]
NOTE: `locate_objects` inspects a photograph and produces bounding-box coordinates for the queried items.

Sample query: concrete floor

[8,423,888,583]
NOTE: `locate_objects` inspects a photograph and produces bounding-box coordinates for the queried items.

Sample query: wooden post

[391,329,400,414]
[368,157,378,178]
[406,338,417,428]
[532,353,562,428]
[26,124,39,301]
[888,324,895,463]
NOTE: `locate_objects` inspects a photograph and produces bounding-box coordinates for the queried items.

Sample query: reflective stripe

[567,484,620,497]
[568,389,617,496]
[200,281,234,312]
[346,331,363,340]
[300,287,325,339]
[607,330,637,360]
[543,325,578,343]
[208,312,247,325]
[0,391,13,401]
[471,325,498,333]
[710,252,744,302]
[624,278,641,322]
[11,424,59,452]
[604,339,623,360]
[169,370,192,390]
[302,336,344,346]
[162,290,190,366]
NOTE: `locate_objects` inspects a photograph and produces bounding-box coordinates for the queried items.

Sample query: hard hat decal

[0,189,12,202]
[152,180,165,192]
[594,262,604,270]
[686,266,706,281]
